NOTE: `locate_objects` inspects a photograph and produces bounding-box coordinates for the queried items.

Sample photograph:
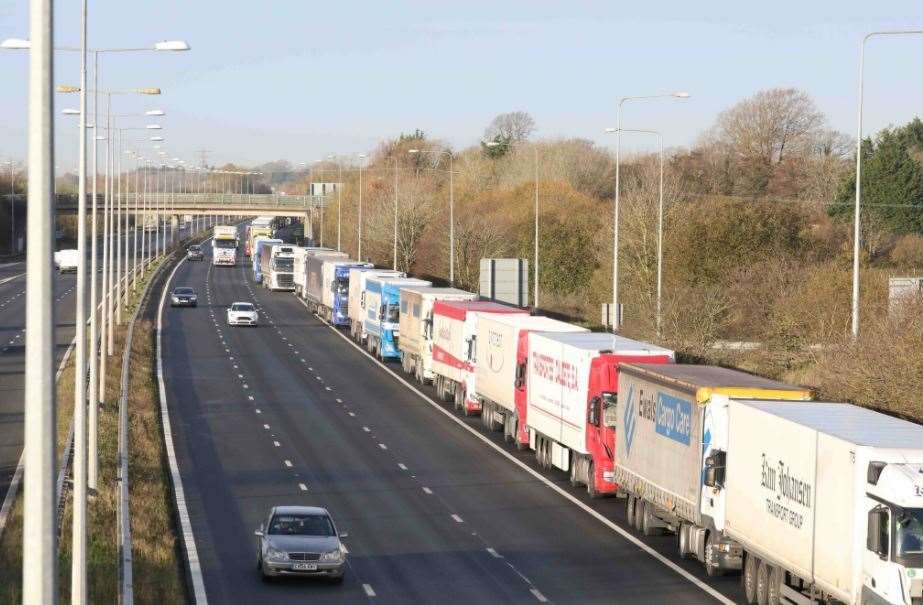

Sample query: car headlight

[320,549,343,562]
[266,547,287,561]
[172,296,179,302]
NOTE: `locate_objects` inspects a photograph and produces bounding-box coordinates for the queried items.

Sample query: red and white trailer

[474,314,588,444]
[525,332,674,496]
[431,300,527,414]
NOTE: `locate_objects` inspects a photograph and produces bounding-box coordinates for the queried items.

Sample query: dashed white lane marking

[242,384,249,389]
[237,374,244,378]
[362,427,370,433]
[422,487,433,495]
[255,409,262,414]
[325,386,332,391]
[362,584,376,598]
[247,395,254,401]
[398,463,408,471]
[451,514,464,523]
[336,398,343,403]
[263,424,270,430]
[273,441,281,447]
[298,483,308,492]
[308,367,313,371]
[378,443,387,450]
[348,412,356,417]
[283,460,293,468]
[530,588,549,603]
[486,547,502,558]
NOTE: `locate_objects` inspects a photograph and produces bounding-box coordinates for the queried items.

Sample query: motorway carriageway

[160,244,748,604]
[0,226,188,517]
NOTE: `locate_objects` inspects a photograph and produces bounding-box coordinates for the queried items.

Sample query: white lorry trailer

[398,287,479,384]
[292,247,344,298]
[431,300,527,415]
[300,254,371,325]
[721,400,923,605]
[54,249,79,273]
[474,314,588,441]
[613,363,813,578]
[346,268,404,342]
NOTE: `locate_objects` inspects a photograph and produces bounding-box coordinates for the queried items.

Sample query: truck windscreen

[335,279,349,297]
[897,508,923,562]
[214,239,237,249]
[385,304,400,323]
[273,258,294,272]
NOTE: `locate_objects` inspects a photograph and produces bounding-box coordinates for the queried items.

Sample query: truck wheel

[587,462,601,499]
[743,553,759,604]
[767,565,782,605]
[626,496,636,527]
[633,500,645,532]
[706,532,726,577]
[678,523,692,559]
[755,560,769,605]
[569,456,581,487]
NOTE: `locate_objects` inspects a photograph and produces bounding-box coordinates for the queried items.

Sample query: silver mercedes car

[255,505,347,582]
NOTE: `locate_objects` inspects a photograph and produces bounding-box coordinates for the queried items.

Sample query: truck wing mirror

[703,451,726,489]
[867,508,888,559]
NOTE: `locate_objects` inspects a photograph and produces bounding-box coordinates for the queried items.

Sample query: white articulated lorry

[474,314,588,442]
[346,268,404,342]
[260,244,296,291]
[721,400,923,605]
[616,363,923,605]
[398,287,478,384]
[212,225,238,266]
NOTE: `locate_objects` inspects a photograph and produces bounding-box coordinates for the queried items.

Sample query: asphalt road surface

[0,223,193,512]
[159,240,747,604]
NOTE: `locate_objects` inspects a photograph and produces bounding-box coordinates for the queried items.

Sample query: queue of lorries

[223,220,923,605]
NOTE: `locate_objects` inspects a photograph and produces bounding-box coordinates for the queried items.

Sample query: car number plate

[293,562,317,571]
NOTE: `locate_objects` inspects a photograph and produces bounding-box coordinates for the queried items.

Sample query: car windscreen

[174,288,194,295]
[268,513,335,537]
[188,246,200,252]
[231,304,254,312]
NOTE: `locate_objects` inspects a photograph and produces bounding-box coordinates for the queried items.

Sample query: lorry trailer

[524,333,674,496]
[300,254,371,325]
[398,287,479,384]
[245,218,273,257]
[347,268,404,342]
[474,313,589,444]
[212,225,238,266]
[252,237,282,284]
[613,364,812,576]
[430,300,527,415]
[292,247,345,298]
[363,276,431,359]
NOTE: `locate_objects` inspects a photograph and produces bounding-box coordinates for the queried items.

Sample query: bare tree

[713,88,825,166]
[484,111,536,144]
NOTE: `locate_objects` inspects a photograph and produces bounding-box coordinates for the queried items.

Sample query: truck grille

[278,274,294,287]
[287,552,320,561]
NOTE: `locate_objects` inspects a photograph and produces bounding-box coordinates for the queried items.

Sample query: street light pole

[851,30,923,339]
[393,160,399,270]
[358,155,366,260]
[408,148,455,284]
[71,0,89,599]
[612,92,688,332]
[88,51,100,491]
[22,0,57,598]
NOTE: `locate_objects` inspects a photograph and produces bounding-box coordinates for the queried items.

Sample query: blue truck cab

[330,262,371,326]
[363,276,431,359]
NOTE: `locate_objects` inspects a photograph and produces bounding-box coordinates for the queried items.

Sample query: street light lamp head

[604,127,617,133]
[1,38,30,49]
[145,109,165,116]
[672,91,691,98]
[146,124,162,130]
[150,136,164,141]
[158,151,167,156]
[154,40,191,51]
[408,149,420,154]
[135,87,161,95]
[62,108,80,115]
[57,85,81,93]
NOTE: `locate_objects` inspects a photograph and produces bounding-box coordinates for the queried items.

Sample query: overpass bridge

[52,193,327,238]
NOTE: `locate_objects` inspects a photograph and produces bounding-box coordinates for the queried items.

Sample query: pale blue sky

[1,1,922,171]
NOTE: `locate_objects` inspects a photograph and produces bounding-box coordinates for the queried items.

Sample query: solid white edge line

[157,255,209,605]
[0,271,26,286]
[311,299,735,605]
